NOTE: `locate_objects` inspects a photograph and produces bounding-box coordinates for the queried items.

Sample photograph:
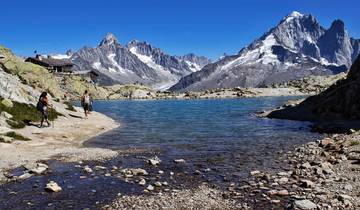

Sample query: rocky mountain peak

[66,49,73,57]
[170,12,358,92]
[329,19,346,33]
[99,33,119,46]
[127,40,152,49]
[287,11,304,19]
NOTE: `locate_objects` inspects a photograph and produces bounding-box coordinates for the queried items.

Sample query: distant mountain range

[70,33,211,90]
[170,11,360,92]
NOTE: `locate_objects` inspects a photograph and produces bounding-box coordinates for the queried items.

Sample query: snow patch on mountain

[107,53,126,73]
[50,54,70,59]
[221,34,279,71]
[170,11,357,92]
[184,60,201,72]
[284,11,304,23]
[92,62,102,70]
[129,47,166,71]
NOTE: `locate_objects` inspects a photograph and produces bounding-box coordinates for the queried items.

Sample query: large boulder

[268,55,360,122]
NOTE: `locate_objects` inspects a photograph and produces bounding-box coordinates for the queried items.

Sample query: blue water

[86,97,321,177]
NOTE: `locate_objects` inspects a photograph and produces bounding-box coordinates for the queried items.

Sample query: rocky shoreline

[102,131,360,209]
[0,108,120,183]
[1,126,358,209]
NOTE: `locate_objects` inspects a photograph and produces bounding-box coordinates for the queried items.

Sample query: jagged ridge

[170,11,359,92]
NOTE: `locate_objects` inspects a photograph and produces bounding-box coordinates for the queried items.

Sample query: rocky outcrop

[269,73,347,94]
[170,12,358,92]
[268,55,360,122]
[0,46,63,99]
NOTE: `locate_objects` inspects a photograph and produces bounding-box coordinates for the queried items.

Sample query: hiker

[81,90,91,118]
[88,93,94,113]
[37,92,51,128]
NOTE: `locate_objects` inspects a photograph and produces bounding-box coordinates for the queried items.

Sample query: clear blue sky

[1,0,359,59]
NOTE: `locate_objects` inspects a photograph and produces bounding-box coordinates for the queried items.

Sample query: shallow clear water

[86,97,321,177]
[0,97,323,209]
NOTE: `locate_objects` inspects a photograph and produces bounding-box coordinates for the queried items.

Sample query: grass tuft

[5,131,31,141]
[350,141,360,146]
[64,101,76,112]
[6,119,26,129]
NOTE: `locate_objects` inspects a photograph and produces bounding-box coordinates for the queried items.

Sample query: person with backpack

[37,92,52,128]
[88,93,94,113]
[81,90,91,119]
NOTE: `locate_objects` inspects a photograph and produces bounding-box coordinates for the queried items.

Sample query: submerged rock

[45,181,62,192]
[128,168,148,176]
[250,170,261,176]
[174,159,186,163]
[24,163,48,175]
[94,165,107,170]
[154,182,162,187]
[147,156,161,166]
[139,178,146,186]
[30,163,48,175]
[83,166,93,173]
[146,184,154,191]
[18,172,32,180]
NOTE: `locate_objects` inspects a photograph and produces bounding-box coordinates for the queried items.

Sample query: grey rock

[45,181,62,192]
[0,111,13,119]
[300,179,315,188]
[94,165,107,170]
[338,194,352,202]
[147,157,161,166]
[0,136,13,143]
[0,127,12,135]
[139,178,146,186]
[174,159,186,164]
[129,168,148,176]
[294,199,317,209]
[1,99,13,108]
[301,162,312,169]
[154,181,162,187]
[344,184,353,191]
[146,184,154,191]
[30,164,48,175]
[83,166,93,173]
[250,170,261,176]
[18,172,33,180]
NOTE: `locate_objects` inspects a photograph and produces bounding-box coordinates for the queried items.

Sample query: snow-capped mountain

[170,11,360,92]
[70,33,211,89]
[48,50,74,60]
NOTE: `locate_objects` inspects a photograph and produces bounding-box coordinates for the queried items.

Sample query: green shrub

[64,101,76,112]
[6,119,26,129]
[5,131,31,141]
[350,141,360,146]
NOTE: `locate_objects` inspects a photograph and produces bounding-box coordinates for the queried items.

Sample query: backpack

[36,99,44,111]
[83,95,90,105]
